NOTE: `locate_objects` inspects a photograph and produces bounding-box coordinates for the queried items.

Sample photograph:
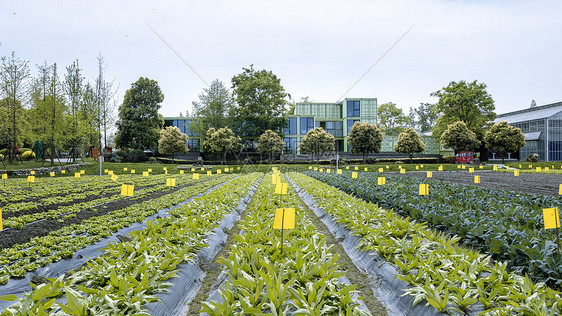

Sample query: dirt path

[385,170,562,197]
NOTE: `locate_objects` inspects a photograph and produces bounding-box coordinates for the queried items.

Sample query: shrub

[148,157,159,164]
[21,150,36,160]
[125,149,147,163]
[0,148,8,156]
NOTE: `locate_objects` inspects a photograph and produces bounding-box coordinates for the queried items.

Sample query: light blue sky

[1,0,561,118]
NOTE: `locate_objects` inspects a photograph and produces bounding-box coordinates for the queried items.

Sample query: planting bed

[387,169,562,197]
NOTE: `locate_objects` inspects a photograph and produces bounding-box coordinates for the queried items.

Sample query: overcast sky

[1,0,561,119]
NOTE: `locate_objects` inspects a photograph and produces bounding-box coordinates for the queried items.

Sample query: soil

[0,177,220,250]
[385,170,562,197]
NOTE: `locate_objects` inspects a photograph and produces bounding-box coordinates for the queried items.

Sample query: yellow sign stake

[326,169,331,174]
[75,173,80,178]
[559,184,562,195]
[131,170,135,174]
[30,171,35,175]
[337,169,342,175]
[166,178,176,187]
[346,166,349,170]
[27,176,35,182]
[438,165,443,171]
[543,207,560,229]
[469,168,475,173]
[191,168,195,172]
[378,177,386,185]
[273,208,295,229]
[148,169,152,172]
[120,184,134,197]
[193,173,200,180]
[352,172,358,178]
[142,171,149,177]
[1,174,6,180]
[49,172,55,177]
[427,171,432,178]
[0,208,2,230]
[207,171,212,176]
[537,167,542,172]
[514,170,520,176]
[180,170,184,175]
[419,184,429,195]
[61,170,65,174]
[378,168,383,172]
[400,169,406,174]
[217,170,222,174]
[111,174,118,181]
[275,182,288,195]
[474,175,480,183]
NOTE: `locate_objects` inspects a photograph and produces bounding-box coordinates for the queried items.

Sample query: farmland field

[0,165,561,315]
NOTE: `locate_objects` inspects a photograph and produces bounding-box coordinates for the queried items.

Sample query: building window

[284,137,297,154]
[284,117,297,135]
[300,117,314,135]
[325,121,343,137]
[347,119,360,133]
[347,100,360,117]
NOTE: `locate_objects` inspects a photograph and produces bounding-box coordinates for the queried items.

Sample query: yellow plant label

[529,165,532,168]
[419,183,429,195]
[514,170,520,176]
[111,174,118,181]
[506,166,510,170]
[165,170,168,174]
[120,184,134,197]
[479,165,483,169]
[559,184,562,195]
[474,175,480,184]
[216,170,221,174]
[364,167,368,171]
[457,165,461,169]
[337,169,342,175]
[469,168,474,173]
[237,167,240,170]
[131,170,135,174]
[275,182,288,195]
[346,166,349,170]
[386,165,389,169]
[415,166,419,170]
[378,177,385,185]
[519,164,522,168]
[326,169,331,173]
[352,172,358,178]
[537,167,542,172]
[319,168,323,173]
[354,167,358,170]
[193,173,200,180]
[124,167,128,171]
[75,173,80,178]
[427,171,432,178]
[109,170,114,175]
[543,207,560,229]
[273,208,295,229]
[61,170,65,174]
[438,166,443,171]
[191,168,195,172]
[180,170,184,175]
[272,174,280,184]
[104,169,108,173]
[163,167,167,171]
[0,208,2,230]
[546,167,550,172]
[309,166,312,169]
[27,176,35,182]
[207,171,212,176]
[378,168,383,172]
[400,169,406,174]
[224,168,228,172]
[30,171,35,175]
[1,174,6,179]
[80,170,85,174]
[148,169,152,172]
[166,178,176,187]
[142,172,149,177]
[314,167,318,171]
[49,172,55,177]
[421,164,424,168]
[462,165,466,169]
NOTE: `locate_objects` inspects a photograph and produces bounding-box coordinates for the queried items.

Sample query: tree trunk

[410,153,413,164]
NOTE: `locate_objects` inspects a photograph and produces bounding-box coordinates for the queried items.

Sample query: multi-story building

[163,97,449,156]
[496,101,562,161]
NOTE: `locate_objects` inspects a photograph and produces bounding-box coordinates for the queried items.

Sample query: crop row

[305,170,562,290]
[0,174,235,283]
[0,172,261,315]
[290,172,562,315]
[202,173,369,315]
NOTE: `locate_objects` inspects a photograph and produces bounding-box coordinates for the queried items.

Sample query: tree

[158,126,188,163]
[299,127,335,162]
[95,54,117,151]
[431,80,496,140]
[0,52,30,162]
[257,129,284,162]
[440,121,480,154]
[191,79,234,139]
[115,77,164,150]
[414,103,439,133]
[63,60,85,162]
[203,127,242,164]
[394,127,425,163]
[377,102,411,135]
[29,62,66,166]
[347,121,383,162]
[484,121,525,163]
[230,65,288,137]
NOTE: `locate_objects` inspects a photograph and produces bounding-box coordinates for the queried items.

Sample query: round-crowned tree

[347,121,383,162]
[203,127,242,165]
[158,126,188,163]
[484,121,525,163]
[257,129,284,162]
[394,127,425,163]
[440,121,480,153]
[299,127,335,162]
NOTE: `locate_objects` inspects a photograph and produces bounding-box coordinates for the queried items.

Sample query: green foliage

[431,80,496,140]
[191,79,234,139]
[299,127,335,161]
[484,121,525,157]
[203,127,242,164]
[115,77,164,150]
[230,65,288,137]
[377,102,411,135]
[157,126,188,161]
[347,122,383,162]
[413,103,438,133]
[440,121,480,153]
[393,128,425,161]
[21,150,35,160]
[257,129,284,162]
